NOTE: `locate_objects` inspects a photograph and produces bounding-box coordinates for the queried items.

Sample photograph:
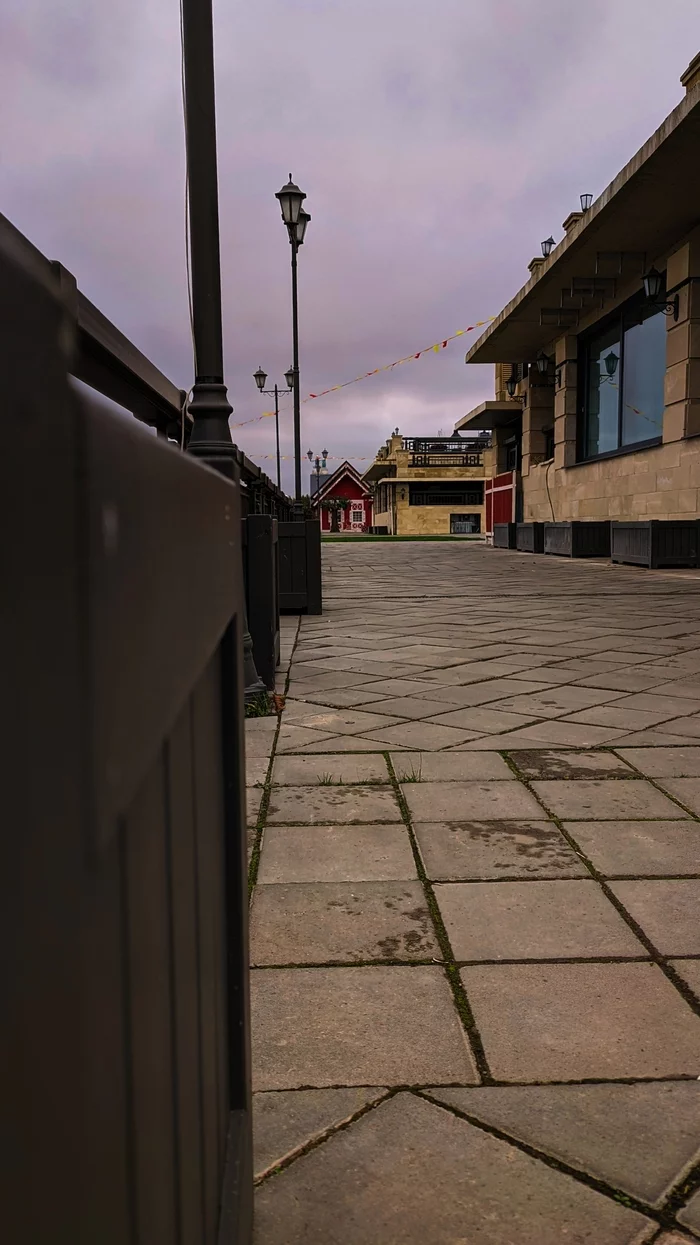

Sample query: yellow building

[363,430,493,535]
[458,52,700,532]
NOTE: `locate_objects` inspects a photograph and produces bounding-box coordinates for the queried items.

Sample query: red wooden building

[310,461,373,533]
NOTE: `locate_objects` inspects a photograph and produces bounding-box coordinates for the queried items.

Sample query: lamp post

[253,366,294,489]
[306,448,329,496]
[275,176,310,509]
[180,0,264,700]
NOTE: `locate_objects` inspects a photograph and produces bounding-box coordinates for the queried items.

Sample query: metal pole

[290,240,302,504]
[181,0,264,699]
[274,384,281,490]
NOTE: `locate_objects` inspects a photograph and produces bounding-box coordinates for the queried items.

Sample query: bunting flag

[304,320,494,402]
[231,317,494,429]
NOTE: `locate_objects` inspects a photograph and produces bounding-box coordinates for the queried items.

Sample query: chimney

[562,211,584,235]
[681,52,700,93]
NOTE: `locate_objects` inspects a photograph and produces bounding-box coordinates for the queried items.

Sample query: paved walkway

[246,542,700,1244]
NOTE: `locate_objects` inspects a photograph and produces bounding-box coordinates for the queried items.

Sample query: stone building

[457,53,700,528]
[363,430,492,535]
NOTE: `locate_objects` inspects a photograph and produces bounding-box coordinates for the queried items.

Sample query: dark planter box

[493,522,516,549]
[242,514,280,690]
[516,522,545,553]
[279,519,322,614]
[370,525,389,535]
[611,520,699,568]
[544,521,611,558]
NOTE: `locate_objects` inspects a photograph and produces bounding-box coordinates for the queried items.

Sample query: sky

[2,0,698,494]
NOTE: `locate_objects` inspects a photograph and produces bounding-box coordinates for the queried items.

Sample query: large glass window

[582,296,666,459]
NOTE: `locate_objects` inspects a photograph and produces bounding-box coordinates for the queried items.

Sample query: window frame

[578,290,666,464]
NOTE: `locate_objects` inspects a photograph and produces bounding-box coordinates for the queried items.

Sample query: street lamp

[306,448,328,496]
[276,175,311,508]
[541,236,555,258]
[180,0,264,700]
[253,365,293,489]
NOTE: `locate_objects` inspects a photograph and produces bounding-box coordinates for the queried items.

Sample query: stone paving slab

[246,756,270,786]
[671,959,700,997]
[619,747,700,776]
[271,754,389,785]
[678,1187,700,1234]
[427,705,537,734]
[266,784,401,824]
[280,703,402,735]
[531,779,688,820]
[391,750,514,781]
[436,879,645,961]
[253,1092,652,1244]
[275,724,336,752]
[511,749,634,780]
[257,824,417,883]
[463,721,630,747]
[414,819,587,880]
[295,732,404,752]
[608,880,700,954]
[251,967,478,1089]
[563,820,700,876]
[364,720,479,749]
[402,780,545,822]
[461,962,700,1080]
[250,881,438,965]
[424,1082,700,1206]
[253,1087,388,1180]
[656,776,700,815]
[247,787,263,826]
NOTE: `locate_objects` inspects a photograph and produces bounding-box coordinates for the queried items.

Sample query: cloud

[1,0,697,493]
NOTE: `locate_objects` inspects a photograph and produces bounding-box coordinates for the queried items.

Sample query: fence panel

[2,232,252,1245]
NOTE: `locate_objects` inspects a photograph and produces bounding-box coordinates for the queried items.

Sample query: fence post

[304,518,322,615]
[242,515,280,689]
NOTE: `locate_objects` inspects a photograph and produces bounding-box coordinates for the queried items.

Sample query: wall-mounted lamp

[642,267,679,320]
[580,193,593,211]
[505,367,526,402]
[604,350,619,378]
[535,351,550,376]
[541,236,555,258]
[399,487,406,502]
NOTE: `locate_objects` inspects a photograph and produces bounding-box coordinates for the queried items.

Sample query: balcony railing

[410,452,484,468]
[402,437,491,453]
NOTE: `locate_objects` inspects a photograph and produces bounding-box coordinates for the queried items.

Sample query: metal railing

[410,452,485,467]
[402,436,491,453]
[1,210,293,522]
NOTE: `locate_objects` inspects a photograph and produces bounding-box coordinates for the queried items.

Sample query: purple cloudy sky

[2,0,697,492]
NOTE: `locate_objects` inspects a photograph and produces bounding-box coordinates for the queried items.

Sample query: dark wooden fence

[243,515,280,689]
[3,224,253,1241]
[279,519,323,614]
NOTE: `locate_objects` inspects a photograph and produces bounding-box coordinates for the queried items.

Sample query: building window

[504,439,519,471]
[581,293,666,460]
[351,508,364,523]
[543,427,554,460]
[450,513,481,534]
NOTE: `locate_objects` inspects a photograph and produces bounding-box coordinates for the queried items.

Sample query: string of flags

[229,317,495,430]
